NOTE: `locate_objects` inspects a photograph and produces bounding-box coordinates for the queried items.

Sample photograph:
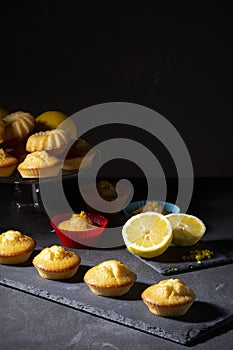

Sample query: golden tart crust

[141,278,196,317]
[84,260,137,297]
[17,150,61,178]
[0,148,18,177]
[0,230,36,264]
[33,245,81,280]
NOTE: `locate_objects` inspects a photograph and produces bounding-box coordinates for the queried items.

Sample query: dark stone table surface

[0,177,233,350]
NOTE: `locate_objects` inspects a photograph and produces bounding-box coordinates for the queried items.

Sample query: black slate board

[1,259,233,346]
[134,241,233,275]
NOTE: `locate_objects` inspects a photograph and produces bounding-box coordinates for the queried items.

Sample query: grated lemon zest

[182,249,214,263]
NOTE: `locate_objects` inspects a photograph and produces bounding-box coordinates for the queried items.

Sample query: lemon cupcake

[33,245,81,280]
[142,278,196,317]
[0,230,36,264]
[62,139,96,171]
[58,211,97,231]
[84,260,137,297]
[131,201,166,215]
[17,150,61,178]
[96,180,118,201]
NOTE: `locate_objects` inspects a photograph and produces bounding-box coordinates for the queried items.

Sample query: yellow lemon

[166,213,206,246]
[35,111,77,139]
[122,212,172,258]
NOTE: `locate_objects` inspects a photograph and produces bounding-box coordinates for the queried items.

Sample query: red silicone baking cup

[50,212,108,248]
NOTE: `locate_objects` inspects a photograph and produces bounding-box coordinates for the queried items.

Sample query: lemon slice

[35,111,77,138]
[166,213,206,246]
[122,212,172,258]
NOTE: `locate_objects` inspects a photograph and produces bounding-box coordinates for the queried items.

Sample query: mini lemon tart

[84,260,137,297]
[58,211,97,231]
[17,150,61,178]
[96,180,117,201]
[63,139,96,171]
[131,201,166,215]
[33,245,81,280]
[0,148,18,177]
[0,230,36,264]
[141,278,196,317]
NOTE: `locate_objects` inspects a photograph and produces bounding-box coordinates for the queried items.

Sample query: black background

[1,1,232,177]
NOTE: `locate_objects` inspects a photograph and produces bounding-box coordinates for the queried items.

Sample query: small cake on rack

[33,245,81,280]
[0,148,18,177]
[2,111,35,146]
[0,230,36,265]
[141,278,196,317]
[17,150,61,178]
[62,139,96,171]
[26,129,71,156]
[84,260,137,297]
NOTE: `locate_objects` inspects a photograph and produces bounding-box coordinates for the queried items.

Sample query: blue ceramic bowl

[123,200,180,219]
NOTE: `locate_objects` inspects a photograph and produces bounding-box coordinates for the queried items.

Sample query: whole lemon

[35,111,77,139]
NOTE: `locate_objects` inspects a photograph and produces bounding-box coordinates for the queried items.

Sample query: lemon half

[122,212,173,258]
[166,213,206,246]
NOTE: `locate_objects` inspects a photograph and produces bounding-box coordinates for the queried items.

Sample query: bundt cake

[26,129,70,156]
[3,111,35,146]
